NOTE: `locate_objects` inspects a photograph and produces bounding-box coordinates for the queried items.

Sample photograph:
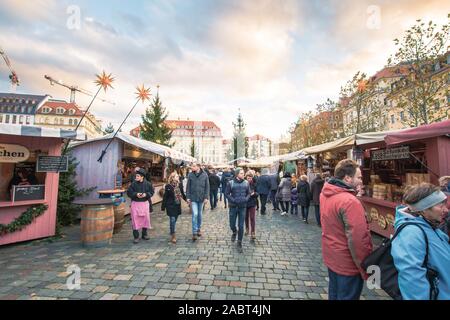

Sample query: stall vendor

[127,169,153,244]
[8,168,39,193]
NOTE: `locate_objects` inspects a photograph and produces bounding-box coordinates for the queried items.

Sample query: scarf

[172,181,182,205]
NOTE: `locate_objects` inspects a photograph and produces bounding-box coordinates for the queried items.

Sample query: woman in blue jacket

[391,183,450,300]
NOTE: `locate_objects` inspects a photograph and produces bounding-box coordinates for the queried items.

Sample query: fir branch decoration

[0,204,48,236]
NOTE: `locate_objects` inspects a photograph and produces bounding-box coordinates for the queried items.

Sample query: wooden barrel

[80,204,114,248]
[113,202,125,234]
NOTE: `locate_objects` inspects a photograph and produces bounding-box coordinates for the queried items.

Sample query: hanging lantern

[352,147,364,166]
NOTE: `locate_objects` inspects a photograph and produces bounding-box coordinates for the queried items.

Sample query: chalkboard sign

[36,155,68,172]
[12,185,45,202]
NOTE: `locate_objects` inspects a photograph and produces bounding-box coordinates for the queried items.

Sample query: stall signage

[36,155,69,172]
[0,144,30,163]
[12,185,45,202]
[372,146,410,161]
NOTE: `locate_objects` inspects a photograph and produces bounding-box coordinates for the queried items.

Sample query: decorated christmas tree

[140,90,174,147]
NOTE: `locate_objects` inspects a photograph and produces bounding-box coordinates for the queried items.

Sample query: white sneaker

[281,212,286,216]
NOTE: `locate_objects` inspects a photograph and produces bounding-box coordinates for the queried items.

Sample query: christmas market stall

[0,124,85,246]
[70,132,196,207]
[357,119,450,238]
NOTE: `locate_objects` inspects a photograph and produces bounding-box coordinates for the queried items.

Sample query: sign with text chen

[36,155,69,172]
[371,146,410,161]
[0,144,30,163]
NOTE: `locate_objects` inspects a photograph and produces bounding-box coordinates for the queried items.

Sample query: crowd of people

[125,160,450,300]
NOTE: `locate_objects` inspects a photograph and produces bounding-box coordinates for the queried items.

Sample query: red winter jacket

[320,179,373,279]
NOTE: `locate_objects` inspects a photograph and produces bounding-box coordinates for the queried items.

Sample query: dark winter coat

[208,174,221,192]
[256,174,271,195]
[161,183,187,217]
[225,178,251,208]
[310,177,325,205]
[127,180,154,202]
[221,171,234,191]
[186,169,210,202]
[247,179,259,208]
[270,174,280,191]
[291,187,298,206]
[297,180,311,207]
[278,177,292,202]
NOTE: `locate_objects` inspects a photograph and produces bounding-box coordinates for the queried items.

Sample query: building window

[69,119,73,125]
[54,118,59,124]
[56,108,65,114]
[28,106,33,113]
[0,115,2,123]
[74,119,78,125]
[21,106,26,113]
[14,106,19,113]
[390,115,395,124]
[19,115,23,124]
[12,115,17,124]
[5,115,10,123]
[26,116,30,124]
[60,118,64,125]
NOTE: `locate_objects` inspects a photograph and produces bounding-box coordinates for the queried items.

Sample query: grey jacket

[186,169,210,202]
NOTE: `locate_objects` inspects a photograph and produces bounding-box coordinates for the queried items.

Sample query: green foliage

[387,16,450,126]
[232,112,248,160]
[0,204,48,236]
[139,94,174,147]
[190,139,197,158]
[56,153,95,232]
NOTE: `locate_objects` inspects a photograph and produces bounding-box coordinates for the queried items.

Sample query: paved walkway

[0,201,390,300]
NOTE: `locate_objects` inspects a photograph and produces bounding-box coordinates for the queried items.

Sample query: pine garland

[0,204,48,236]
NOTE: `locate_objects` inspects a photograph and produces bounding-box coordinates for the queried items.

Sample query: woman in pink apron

[127,169,153,244]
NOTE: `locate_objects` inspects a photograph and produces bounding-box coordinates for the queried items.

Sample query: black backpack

[361,222,440,300]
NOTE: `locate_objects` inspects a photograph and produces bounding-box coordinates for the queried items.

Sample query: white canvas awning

[0,124,86,140]
[71,132,197,163]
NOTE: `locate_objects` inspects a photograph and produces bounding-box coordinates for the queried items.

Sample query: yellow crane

[44,74,115,105]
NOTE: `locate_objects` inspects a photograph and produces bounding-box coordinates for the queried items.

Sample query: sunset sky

[0,0,448,140]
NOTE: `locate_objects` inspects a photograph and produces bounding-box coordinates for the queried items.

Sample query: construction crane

[44,74,116,105]
[0,46,20,88]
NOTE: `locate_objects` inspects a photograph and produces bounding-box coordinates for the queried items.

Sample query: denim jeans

[169,216,178,234]
[314,205,321,225]
[210,190,218,209]
[301,206,309,220]
[328,268,364,300]
[229,206,246,242]
[223,189,228,206]
[191,201,203,235]
[290,204,298,215]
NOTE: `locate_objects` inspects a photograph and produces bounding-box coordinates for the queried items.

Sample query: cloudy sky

[0,0,448,140]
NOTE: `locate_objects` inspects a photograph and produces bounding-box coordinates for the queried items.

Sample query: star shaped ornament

[135,85,151,102]
[95,71,115,92]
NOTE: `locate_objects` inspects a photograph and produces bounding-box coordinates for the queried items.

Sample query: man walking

[186,163,210,241]
[269,172,280,211]
[225,168,250,253]
[208,169,221,210]
[221,168,234,209]
[256,168,272,215]
[320,159,373,300]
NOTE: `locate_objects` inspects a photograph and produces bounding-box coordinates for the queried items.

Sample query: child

[290,186,298,216]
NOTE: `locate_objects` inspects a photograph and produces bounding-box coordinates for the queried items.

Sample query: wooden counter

[359,196,397,238]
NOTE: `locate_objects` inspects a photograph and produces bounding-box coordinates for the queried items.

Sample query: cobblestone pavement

[0,201,390,300]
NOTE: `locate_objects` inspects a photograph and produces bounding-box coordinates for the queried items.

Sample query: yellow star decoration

[95,71,115,92]
[135,84,151,103]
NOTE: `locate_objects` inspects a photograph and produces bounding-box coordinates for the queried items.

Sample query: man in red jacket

[320,159,372,300]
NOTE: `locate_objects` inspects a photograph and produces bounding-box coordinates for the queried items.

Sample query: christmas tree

[190,139,197,158]
[104,122,114,134]
[140,91,174,147]
[57,153,95,232]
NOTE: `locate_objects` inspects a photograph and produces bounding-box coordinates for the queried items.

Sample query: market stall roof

[0,123,86,140]
[301,136,354,155]
[385,119,450,146]
[243,151,308,168]
[70,132,197,163]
